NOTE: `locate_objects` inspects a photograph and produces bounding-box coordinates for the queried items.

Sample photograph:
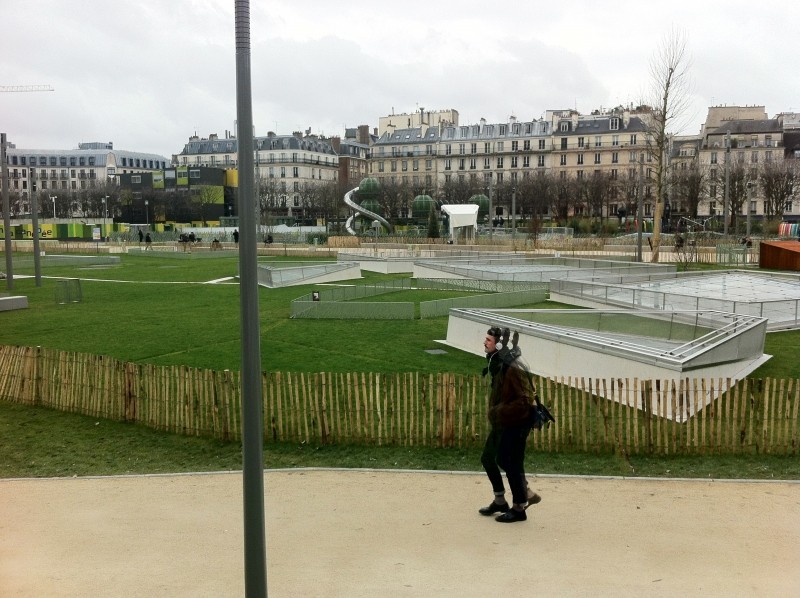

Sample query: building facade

[2,141,168,217]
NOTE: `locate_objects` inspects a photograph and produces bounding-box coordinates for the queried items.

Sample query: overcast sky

[2,0,797,159]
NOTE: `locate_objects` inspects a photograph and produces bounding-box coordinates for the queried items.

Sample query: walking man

[479,327,540,523]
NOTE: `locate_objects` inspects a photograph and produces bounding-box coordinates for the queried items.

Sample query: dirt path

[1,470,798,597]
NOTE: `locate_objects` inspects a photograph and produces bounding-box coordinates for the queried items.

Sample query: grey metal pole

[31,174,42,287]
[746,181,752,238]
[234,1,268,596]
[511,187,516,241]
[636,153,644,262]
[723,131,730,236]
[488,175,493,242]
[1,133,14,290]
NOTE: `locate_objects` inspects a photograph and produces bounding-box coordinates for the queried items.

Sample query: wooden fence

[0,344,797,455]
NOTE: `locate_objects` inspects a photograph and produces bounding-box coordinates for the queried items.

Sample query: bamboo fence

[0,344,797,455]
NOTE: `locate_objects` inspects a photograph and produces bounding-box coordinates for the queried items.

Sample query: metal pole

[723,131,730,236]
[31,174,42,287]
[636,153,644,262]
[234,1,268,596]
[2,133,14,290]
[511,186,516,241]
[488,175,493,242]
[746,181,752,238]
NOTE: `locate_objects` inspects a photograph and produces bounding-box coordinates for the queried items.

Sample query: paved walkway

[1,470,798,597]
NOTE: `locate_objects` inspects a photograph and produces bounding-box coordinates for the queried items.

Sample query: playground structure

[344,181,392,236]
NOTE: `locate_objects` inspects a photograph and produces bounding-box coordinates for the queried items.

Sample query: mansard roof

[375,127,440,145]
[712,119,783,136]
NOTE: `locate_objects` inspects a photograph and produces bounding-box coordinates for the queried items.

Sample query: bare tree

[670,161,706,218]
[643,29,693,261]
[760,161,798,222]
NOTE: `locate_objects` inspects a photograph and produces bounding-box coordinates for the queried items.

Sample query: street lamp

[102,195,108,238]
[144,199,149,227]
[50,195,57,220]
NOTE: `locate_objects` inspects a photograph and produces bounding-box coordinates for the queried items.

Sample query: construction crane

[0,85,54,93]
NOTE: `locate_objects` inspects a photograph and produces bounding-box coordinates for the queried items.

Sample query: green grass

[2,252,799,480]
[3,401,798,480]
[3,252,798,376]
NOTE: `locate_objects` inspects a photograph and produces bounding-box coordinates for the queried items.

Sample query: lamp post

[144,199,149,227]
[102,195,108,239]
[746,181,753,238]
[50,195,57,220]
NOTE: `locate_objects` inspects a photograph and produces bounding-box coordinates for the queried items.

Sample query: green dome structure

[469,194,490,219]
[412,194,435,219]
[358,177,380,199]
[360,199,382,217]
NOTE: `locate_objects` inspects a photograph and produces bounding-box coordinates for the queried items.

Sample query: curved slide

[344,187,393,236]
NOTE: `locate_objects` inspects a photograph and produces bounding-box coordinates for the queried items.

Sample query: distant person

[138,229,144,244]
[265,234,273,246]
[145,232,153,250]
[233,229,239,244]
[211,238,221,251]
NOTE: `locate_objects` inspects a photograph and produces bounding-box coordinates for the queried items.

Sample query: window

[710,184,717,198]
[709,201,717,215]
[577,154,584,165]
[560,122,570,132]
[765,151,773,162]
[523,140,531,151]
[483,157,490,169]
[189,169,200,178]
[281,167,286,177]
[413,160,419,171]
[458,158,465,170]
[539,139,546,150]
[293,166,299,177]
[458,143,466,154]
[511,141,518,151]
[765,135,773,148]
[293,181,300,192]
[594,136,602,147]
[445,144,452,155]
[132,175,142,183]
[469,158,477,169]
[711,152,718,164]
[751,151,758,163]
[444,159,451,171]
[471,143,478,154]
[402,160,408,171]
[630,134,637,145]
[561,138,568,150]
[497,142,504,152]
[511,156,518,168]
[612,135,620,146]
[612,152,619,164]
[391,161,397,172]
[610,118,619,130]
[537,155,545,167]
[496,173,503,184]
[576,170,583,179]
[499,125,507,135]
[496,157,504,168]
[594,153,601,164]
[523,156,531,167]
[560,155,567,166]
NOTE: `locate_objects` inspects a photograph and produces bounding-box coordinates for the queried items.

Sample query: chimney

[330,137,341,153]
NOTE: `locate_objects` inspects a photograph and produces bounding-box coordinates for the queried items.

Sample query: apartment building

[174,131,339,214]
[3,141,168,216]
[695,106,796,223]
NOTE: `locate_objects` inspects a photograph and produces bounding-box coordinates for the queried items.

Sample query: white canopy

[441,204,479,229]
